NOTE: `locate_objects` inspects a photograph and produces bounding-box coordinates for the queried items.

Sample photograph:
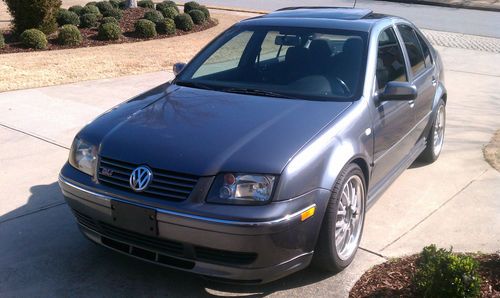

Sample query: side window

[258,31,291,61]
[416,32,433,67]
[397,24,426,76]
[376,27,407,90]
[193,31,253,78]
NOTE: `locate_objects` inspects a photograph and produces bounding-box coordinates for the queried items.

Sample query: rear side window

[376,27,407,90]
[397,24,426,76]
[416,32,433,67]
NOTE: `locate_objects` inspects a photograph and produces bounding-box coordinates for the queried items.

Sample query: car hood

[90,84,352,176]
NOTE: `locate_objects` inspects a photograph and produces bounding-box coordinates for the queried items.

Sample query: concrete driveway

[1,44,499,296]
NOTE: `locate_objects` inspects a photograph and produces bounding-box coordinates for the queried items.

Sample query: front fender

[274,99,373,201]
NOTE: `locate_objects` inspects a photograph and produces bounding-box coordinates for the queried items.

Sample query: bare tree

[127,0,137,8]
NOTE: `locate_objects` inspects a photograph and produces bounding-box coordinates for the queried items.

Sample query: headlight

[207,173,276,205]
[69,137,97,176]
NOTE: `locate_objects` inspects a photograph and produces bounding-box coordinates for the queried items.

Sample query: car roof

[238,7,395,32]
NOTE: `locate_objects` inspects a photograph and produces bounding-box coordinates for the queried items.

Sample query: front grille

[98,222,184,256]
[97,156,199,201]
[72,209,258,266]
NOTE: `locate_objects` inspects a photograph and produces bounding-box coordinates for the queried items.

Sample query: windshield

[176,25,368,101]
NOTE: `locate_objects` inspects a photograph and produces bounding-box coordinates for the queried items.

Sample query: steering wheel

[333,77,351,96]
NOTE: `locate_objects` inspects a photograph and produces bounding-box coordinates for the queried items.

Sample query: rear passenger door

[371,27,415,188]
[396,24,437,140]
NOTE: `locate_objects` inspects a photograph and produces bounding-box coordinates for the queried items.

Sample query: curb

[377,0,500,12]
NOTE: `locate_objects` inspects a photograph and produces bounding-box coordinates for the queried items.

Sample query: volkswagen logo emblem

[129,166,153,192]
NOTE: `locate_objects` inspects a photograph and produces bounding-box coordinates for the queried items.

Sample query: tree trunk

[127,0,137,8]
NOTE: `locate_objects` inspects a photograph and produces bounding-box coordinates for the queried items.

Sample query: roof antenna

[353,0,357,8]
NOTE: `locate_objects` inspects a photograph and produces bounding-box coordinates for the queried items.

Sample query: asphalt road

[202,0,500,38]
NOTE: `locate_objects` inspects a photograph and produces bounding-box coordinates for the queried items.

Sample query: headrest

[309,39,332,58]
[285,46,308,63]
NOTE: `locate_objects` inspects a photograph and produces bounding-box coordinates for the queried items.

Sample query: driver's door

[371,27,416,187]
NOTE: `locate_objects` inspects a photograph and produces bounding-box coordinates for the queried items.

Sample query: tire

[312,163,366,272]
[418,99,446,163]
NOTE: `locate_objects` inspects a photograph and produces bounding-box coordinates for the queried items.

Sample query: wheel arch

[350,157,370,189]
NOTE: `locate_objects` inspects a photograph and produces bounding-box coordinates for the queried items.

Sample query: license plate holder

[111,200,157,236]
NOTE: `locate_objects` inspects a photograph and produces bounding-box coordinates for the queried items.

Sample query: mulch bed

[0,8,217,54]
[350,253,500,297]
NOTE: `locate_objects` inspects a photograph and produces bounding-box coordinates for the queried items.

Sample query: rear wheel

[312,163,366,272]
[418,99,446,163]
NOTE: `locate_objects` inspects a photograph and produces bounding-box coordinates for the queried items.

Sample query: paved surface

[200,0,500,38]
[422,30,500,53]
[1,45,500,296]
[381,0,500,12]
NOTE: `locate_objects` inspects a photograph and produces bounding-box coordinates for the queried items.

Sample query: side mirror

[173,62,186,76]
[379,81,417,101]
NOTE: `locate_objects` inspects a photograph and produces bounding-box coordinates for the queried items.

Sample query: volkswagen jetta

[59,7,446,284]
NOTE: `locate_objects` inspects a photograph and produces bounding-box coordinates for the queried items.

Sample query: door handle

[431,76,437,86]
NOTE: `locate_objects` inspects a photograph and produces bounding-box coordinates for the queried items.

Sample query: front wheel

[312,163,366,272]
[418,99,446,163]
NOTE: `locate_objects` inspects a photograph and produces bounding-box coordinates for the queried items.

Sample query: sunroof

[267,7,373,20]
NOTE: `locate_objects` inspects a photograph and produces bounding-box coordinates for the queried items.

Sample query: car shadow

[0,181,333,296]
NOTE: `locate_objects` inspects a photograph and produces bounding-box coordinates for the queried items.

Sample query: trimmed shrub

[58,24,82,45]
[156,18,175,35]
[86,1,97,6]
[80,13,99,28]
[104,8,123,20]
[0,33,5,49]
[188,9,205,25]
[97,22,121,40]
[135,19,157,38]
[118,0,127,9]
[184,1,201,13]
[174,13,193,31]
[137,0,154,9]
[101,16,118,24]
[109,0,121,8]
[3,0,61,34]
[81,5,101,17]
[144,10,164,23]
[56,9,80,26]
[414,245,481,298]
[199,5,210,19]
[20,29,48,49]
[95,1,114,15]
[69,5,84,16]
[159,6,178,19]
[156,1,179,13]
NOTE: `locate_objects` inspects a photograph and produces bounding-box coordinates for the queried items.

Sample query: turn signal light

[300,206,316,222]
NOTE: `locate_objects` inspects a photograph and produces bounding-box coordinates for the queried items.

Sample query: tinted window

[376,27,407,90]
[398,25,426,76]
[178,26,368,101]
[416,32,432,67]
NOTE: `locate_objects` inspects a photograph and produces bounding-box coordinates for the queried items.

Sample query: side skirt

[366,137,426,210]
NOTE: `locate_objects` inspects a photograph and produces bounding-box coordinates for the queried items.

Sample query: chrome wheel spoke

[334,175,365,261]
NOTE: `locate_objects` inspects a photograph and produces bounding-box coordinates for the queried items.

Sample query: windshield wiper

[175,80,217,91]
[222,87,298,99]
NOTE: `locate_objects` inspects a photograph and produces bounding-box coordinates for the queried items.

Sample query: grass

[0,12,248,92]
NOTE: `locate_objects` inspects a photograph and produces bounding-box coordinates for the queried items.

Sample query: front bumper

[59,172,331,284]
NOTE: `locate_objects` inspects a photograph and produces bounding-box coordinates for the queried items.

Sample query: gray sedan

[59,7,446,284]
